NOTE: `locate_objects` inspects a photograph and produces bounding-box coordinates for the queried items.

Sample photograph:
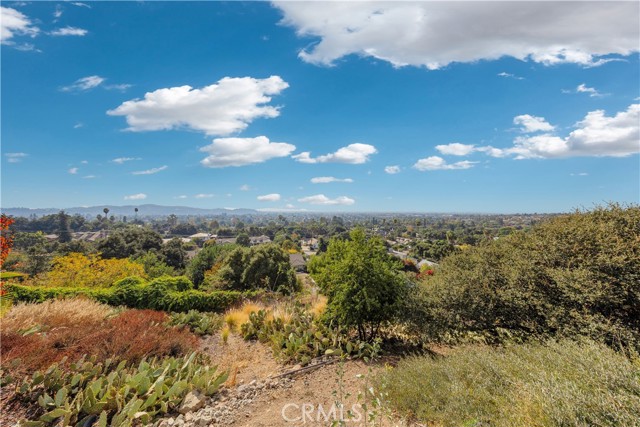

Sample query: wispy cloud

[194,193,214,199]
[497,72,524,80]
[124,193,147,200]
[257,193,281,201]
[61,75,131,92]
[576,83,605,97]
[239,184,251,191]
[4,152,28,163]
[60,75,105,92]
[50,26,87,37]
[132,165,168,175]
[68,167,78,174]
[298,194,355,205]
[310,176,353,184]
[0,7,39,44]
[112,157,140,164]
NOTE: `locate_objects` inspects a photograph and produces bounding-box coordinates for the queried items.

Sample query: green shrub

[309,228,407,342]
[408,204,640,349]
[168,310,223,336]
[5,283,247,314]
[378,340,640,427]
[210,244,299,294]
[241,304,380,365]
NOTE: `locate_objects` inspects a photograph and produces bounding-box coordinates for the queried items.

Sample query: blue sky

[2,1,639,213]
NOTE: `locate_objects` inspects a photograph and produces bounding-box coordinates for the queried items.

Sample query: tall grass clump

[379,340,640,427]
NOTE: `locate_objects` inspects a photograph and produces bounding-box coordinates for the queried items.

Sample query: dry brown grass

[309,295,327,318]
[1,298,114,332]
[224,302,264,332]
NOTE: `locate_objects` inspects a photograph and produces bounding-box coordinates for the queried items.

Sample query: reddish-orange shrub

[1,307,198,376]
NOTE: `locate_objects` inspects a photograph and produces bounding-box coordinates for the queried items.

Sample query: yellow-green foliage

[379,340,640,427]
[34,253,146,288]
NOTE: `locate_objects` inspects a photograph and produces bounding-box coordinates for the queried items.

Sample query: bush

[409,204,640,349]
[210,244,299,294]
[378,340,640,426]
[1,302,198,375]
[31,253,146,288]
[168,310,223,336]
[309,228,407,342]
[6,281,250,313]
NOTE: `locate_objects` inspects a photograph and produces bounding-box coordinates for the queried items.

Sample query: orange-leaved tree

[1,214,16,295]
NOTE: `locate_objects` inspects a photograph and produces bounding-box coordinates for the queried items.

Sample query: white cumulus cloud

[275,2,639,69]
[413,156,477,171]
[384,165,401,174]
[68,167,78,174]
[310,176,354,184]
[107,76,289,135]
[124,193,147,200]
[513,114,555,133]
[132,165,168,175]
[435,143,476,156]
[257,193,281,202]
[194,194,214,199]
[293,143,377,164]
[499,104,640,159]
[200,136,295,168]
[298,194,355,205]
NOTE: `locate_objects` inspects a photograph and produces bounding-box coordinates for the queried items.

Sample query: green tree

[162,238,187,270]
[186,243,238,287]
[57,211,73,243]
[236,233,251,247]
[308,228,407,341]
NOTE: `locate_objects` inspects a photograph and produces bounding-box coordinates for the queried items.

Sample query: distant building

[44,234,59,242]
[250,235,272,245]
[72,230,109,242]
[189,232,213,240]
[216,237,237,245]
[289,253,306,272]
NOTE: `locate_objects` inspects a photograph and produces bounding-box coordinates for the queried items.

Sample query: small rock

[179,391,206,414]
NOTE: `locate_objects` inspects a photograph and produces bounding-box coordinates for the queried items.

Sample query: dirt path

[194,333,409,427]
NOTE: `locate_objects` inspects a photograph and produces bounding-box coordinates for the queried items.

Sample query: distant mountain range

[2,204,259,217]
